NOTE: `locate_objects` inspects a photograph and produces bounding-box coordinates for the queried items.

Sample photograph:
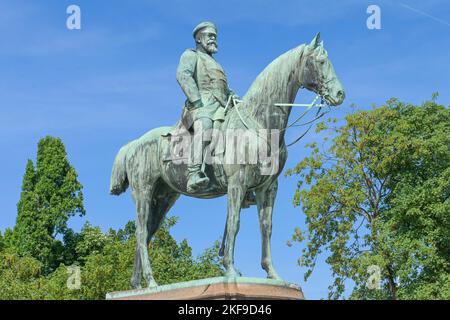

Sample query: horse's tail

[110,143,130,195]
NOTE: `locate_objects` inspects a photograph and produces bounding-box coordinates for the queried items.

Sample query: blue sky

[0,0,449,299]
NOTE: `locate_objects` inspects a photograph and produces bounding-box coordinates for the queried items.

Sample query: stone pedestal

[106,277,304,300]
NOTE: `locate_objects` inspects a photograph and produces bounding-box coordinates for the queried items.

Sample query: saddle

[160,112,256,207]
[161,120,193,163]
[161,101,231,163]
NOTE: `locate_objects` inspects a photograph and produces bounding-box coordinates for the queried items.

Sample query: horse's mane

[242,44,306,115]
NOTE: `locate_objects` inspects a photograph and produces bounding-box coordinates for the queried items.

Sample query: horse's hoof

[268,275,282,281]
[225,268,242,278]
[267,271,282,281]
[146,278,158,288]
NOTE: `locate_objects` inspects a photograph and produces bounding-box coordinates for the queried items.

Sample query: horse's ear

[309,32,321,48]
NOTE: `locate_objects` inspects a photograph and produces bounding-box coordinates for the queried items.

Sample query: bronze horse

[110,33,345,288]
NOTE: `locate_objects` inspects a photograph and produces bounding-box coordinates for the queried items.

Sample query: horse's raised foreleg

[255,179,282,280]
[223,176,246,278]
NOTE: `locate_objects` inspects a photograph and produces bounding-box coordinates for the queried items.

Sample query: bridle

[275,95,331,147]
[271,47,334,147]
[224,46,334,147]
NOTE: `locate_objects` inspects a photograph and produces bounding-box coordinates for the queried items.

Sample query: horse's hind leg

[134,187,158,288]
[146,180,180,264]
[255,179,282,280]
[132,181,180,289]
[131,189,142,289]
[130,239,142,289]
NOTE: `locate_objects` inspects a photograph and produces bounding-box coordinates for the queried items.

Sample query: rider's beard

[207,42,218,54]
[201,40,218,54]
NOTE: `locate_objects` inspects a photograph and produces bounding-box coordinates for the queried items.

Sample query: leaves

[1,136,224,299]
[12,136,85,273]
[287,97,450,299]
[0,218,224,300]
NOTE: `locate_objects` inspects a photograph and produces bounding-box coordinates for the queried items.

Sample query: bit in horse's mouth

[324,95,339,106]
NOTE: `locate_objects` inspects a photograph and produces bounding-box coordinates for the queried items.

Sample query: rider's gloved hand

[228,90,240,102]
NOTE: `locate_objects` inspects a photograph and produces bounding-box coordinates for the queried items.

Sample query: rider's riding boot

[187,164,209,193]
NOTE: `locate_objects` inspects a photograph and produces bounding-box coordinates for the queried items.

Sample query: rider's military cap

[192,21,217,38]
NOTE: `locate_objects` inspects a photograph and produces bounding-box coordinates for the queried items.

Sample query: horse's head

[300,33,345,106]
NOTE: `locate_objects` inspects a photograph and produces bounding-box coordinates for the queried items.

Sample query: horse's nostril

[337,90,345,99]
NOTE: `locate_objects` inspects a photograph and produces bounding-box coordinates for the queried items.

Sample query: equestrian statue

[110,21,345,289]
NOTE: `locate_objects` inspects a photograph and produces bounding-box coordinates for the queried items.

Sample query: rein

[229,94,330,147]
[224,44,331,148]
[274,94,330,147]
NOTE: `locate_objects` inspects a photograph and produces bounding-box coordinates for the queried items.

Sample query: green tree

[13,159,37,252]
[12,136,85,272]
[0,231,3,252]
[286,97,449,299]
[0,218,224,300]
[2,136,223,299]
[1,228,15,251]
[116,220,136,242]
[75,222,113,263]
[0,252,43,299]
[73,217,224,299]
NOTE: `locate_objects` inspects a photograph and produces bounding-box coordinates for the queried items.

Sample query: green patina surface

[109,22,345,290]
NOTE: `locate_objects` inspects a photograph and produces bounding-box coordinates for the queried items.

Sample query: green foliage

[1,135,223,300]
[287,97,450,299]
[75,222,113,263]
[0,219,224,300]
[148,217,224,286]
[12,137,85,272]
[0,252,43,299]
[66,217,223,300]
[1,228,14,250]
[34,136,85,234]
[116,220,136,242]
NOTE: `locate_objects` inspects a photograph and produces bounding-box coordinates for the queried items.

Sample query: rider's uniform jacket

[176,48,233,128]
